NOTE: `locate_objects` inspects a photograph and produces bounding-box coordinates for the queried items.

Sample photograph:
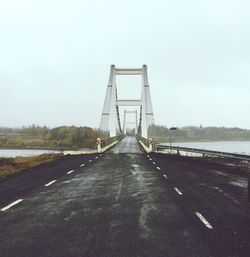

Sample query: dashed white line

[95,156,98,159]
[44,180,56,187]
[149,158,152,161]
[80,164,85,167]
[174,187,183,195]
[99,154,102,157]
[67,170,74,174]
[163,174,168,179]
[195,212,213,229]
[156,167,161,171]
[147,155,150,157]
[152,162,156,165]
[88,160,92,163]
[1,199,23,212]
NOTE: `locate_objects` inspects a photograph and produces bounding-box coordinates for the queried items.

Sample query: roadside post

[170,127,177,154]
[149,138,154,153]
[96,138,102,153]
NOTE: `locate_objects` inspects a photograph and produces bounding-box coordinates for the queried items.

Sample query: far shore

[0,146,95,151]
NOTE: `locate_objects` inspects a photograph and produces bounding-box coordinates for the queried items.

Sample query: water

[1,141,250,157]
[0,149,60,158]
[162,141,250,155]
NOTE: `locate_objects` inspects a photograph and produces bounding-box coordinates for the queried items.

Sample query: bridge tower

[99,65,154,138]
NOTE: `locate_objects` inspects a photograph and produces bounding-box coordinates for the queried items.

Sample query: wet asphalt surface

[0,136,250,257]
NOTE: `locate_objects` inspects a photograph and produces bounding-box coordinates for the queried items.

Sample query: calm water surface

[0,149,60,158]
[162,141,250,155]
[1,141,250,157]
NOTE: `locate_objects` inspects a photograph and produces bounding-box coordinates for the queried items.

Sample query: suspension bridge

[0,65,250,257]
[97,64,156,153]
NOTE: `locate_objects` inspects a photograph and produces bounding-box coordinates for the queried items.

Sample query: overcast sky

[0,0,250,129]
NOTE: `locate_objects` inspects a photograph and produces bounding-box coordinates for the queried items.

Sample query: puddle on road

[64,211,76,221]
[209,169,230,177]
[61,180,72,184]
[209,170,247,188]
[201,184,242,205]
[139,202,157,239]
[229,179,247,188]
[211,186,223,193]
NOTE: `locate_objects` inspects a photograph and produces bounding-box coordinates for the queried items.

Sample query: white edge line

[1,199,23,211]
[174,187,183,195]
[44,180,56,187]
[195,212,213,229]
[67,170,74,174]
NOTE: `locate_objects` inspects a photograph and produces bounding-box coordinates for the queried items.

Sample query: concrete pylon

[99,65,154,138]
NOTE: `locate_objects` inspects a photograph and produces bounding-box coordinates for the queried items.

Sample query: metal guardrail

[100,134,125,148]
[156,144,250,161]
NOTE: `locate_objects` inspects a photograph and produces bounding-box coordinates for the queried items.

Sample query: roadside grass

[0,153,63,180]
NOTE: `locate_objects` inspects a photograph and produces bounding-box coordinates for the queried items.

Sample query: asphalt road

[0,137,250,257]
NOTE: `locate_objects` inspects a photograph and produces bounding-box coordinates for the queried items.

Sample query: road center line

[174,187,183,195]
[195,212,213,229]
[44,180,56,187]
[1,199,23,212]
[80,164,85,167]
[67,170,74,174]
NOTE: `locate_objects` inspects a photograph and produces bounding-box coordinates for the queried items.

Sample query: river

[0,149,60,158]
[1,141,250,157]
[162,141,250,155]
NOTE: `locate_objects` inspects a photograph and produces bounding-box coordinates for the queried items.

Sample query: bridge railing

[100,135,124,148]
[155,144,250,161]
[136,134,156,152]
[136,134,149,148]
[96,134,125,152]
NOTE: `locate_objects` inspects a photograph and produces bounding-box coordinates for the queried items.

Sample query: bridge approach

[0,136,250,257]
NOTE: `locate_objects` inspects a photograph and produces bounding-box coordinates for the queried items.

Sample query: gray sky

[1,0,250,129]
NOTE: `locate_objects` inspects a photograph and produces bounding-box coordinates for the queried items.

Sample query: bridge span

[108,136,142,154]
[0,136,250,257]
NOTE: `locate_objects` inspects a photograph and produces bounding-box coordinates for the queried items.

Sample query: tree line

[149,125,250,143]
[0,125,98,149]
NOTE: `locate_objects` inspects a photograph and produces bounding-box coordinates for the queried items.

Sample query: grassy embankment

[0,153,63,180]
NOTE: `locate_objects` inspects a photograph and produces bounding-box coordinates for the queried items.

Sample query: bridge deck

[108,136,142,154]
